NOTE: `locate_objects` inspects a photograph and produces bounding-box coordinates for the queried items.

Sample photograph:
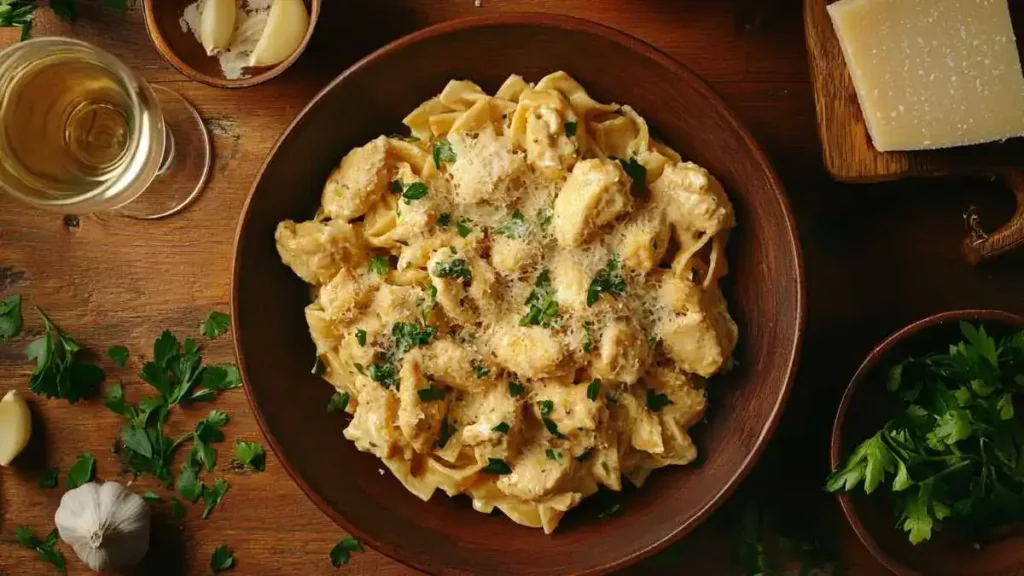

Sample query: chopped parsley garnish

[327,391,350,413]
[38,467,58,489]
[330,537,364,567]
[15,526,66,573]
[456,218,472,238]
[0,293,23,344]
[432,139,457,168]
[474,362,490,379]
[537,208,553,229]
[576,448,594,462]
[388,134,420,142]
[538,400,566,439]
[233,440,266,471]
[582,322,594,353]
[401,181,429,201]
[597,503,621,519]
[199,311,231,339]
[356,328,367,347]
[201,477,230,519]
[564,120,578,138]
[26,307,104,403]
[508,380,525,397]
[436,413,453,448]
[482,458,512,475]
[417,384,447,402]
[141,491,162,502]
[353,363,365,375]
[369,255,390,276]
[495,210,529,239]
[586,255,627,306]
[586,379,601,401]
[422,284,437,321]
[368,361,398,389]
[66,452,95,488]
[389,180,403,194]
[108,345,129,367]
[543,417,566,439]
[646,388,674,412]
[616,156,647,197]
[545,448,563,462]
[432,258,472,281]
[210,544,234,572]
[492,422,510,433]
[437,213,451,228]
[392,322,437,354]
[0,2,36,42]
[538,400,554,416]
[519,270,560,327]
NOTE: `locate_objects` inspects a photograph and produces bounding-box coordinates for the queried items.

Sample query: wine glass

[0,37,210,219]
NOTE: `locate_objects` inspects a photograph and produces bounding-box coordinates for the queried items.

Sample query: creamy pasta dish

[275,72,738,533]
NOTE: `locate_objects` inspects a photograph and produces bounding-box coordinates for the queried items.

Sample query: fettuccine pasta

[275,72,738,533]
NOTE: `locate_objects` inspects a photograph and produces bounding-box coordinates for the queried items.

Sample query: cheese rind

[828,0,1024,152]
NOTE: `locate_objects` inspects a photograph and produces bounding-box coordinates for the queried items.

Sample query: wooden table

[1,1,1022,574]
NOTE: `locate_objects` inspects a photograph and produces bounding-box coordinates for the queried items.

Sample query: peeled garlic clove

[0,390,31,467]
[249,0,310,68]
[56,482,151,572]
[201,0,237,55]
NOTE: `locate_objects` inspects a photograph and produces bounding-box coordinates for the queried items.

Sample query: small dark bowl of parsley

[828,310,1024,576]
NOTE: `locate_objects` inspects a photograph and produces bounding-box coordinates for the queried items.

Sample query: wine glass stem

[156,125,176,177]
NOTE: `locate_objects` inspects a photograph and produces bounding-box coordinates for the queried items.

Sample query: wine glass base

[117,85,211,219]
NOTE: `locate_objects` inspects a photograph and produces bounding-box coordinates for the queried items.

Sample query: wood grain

[803,0,1024,182]
[1,0,1023,575]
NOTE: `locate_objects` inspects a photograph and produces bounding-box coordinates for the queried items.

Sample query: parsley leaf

[473,362,489,379]
[495,211,529,239]
[200,311,231,339]
[538,400,554,416]
[508,380,525,397]
[519,270,560,327]
[234,441,266,471]
[456,218,472,238]
[417,384,447,402]
[210,544,234,572]
[564,120,578,138]
[432,139,457,168]
[545,448,562,462]
[537,208,553,229]
[0,1,36,39]
[0,293,22,344]
[38,467,58,489]
[616,156,647,197]
[330,537,364,567]
[369,255,390,276]
[356,328,367,347]
[492,422,510,433]
[141,491,162,502]
[15,526,66,572]
[26,307,105,403]
[646,388,673,412]
[432,258,471,281]
[586,379,601,401]
[402,181,429,201]
[437,213,451,228]
[170,497,187,521]
[482,458,511,475]
[67,452,95,488]
[202,478,230,519]
[176,465,204,503]
[586,256,627,306]
[582,322,594,353]
[107,345,129,367]
[436,413,454,448]
[327,391,350,413]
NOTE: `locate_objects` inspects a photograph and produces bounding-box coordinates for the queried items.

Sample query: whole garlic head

[55,482,151,572]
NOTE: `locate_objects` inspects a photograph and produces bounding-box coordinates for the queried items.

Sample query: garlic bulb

[0,389,32,466]
[55,482,151,572]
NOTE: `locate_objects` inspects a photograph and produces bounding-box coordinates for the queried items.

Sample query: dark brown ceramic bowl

[831,310,1024,576]
[143,0,321,88]
[231,14,804,575]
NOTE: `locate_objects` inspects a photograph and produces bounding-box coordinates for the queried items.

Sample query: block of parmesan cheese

[827,0,1024,152]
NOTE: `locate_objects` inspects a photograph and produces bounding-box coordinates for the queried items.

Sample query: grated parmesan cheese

[179,0,272,80]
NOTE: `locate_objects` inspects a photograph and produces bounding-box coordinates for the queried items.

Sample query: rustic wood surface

[804,0,1024,182]
[1,1,1022,574]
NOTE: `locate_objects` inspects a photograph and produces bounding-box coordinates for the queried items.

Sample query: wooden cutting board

[803,0,1024,262]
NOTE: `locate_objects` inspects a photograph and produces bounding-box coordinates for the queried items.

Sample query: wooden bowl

[143,0,321,88]
[831,310,1024,576]
[231,14,804,575]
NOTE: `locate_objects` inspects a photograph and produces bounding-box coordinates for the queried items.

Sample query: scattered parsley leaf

[67,452,95,488]
[210,544,234,572]
[328,391,350,413]
[538,400,554,417]
[508,381,525,397]
[417,384,447,402]
[537,208,553,229]
[38,467,58,489]
[107,345,129,367]
[545,448,562,462]
[141,491,162,502]
[519,270,559,327]
[402,181,429,201]
[202,478,230,519]
[437,213,451,228]
[234,441,266,471]
[495,210,529,239]
[456,218,472,238]
[176,465,204,503]
[582,322,594,353]
[369,255,390,276]
[330,537,364,567]
[26,307,104,403]
[15,526,65,572]
[482,458,511,475]
[646,388,673,412]
[586,379,601,401]
[586,255,627,306]
[492,422,510,433]
[564,120,578,138]
[200,311,231,340]
[432,258,471,281]
[432,139,457,168]
[616,156,647,197]
[356,328,367,347]
[0,293,22,344]
[170,496,187,521]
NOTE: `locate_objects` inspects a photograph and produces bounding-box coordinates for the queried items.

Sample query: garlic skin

[249,0,309,67]
[55,482,151,572]
[0,389,32,466]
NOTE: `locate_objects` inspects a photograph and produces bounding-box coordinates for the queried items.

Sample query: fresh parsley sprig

[15,526,66,573]
[826,322,1024,545]
[519,270,560,328]
[0,293,23,344]
[26,307,105,403]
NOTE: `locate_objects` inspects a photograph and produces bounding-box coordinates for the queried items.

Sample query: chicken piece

[657,293,738,377]
[611,207,671,273]
[656,272,705,314]
[427,248,474,325]
[591,320,650,385]
[343,383,401,459]
[488,324,569,379]
[495,442,576,501]
[448,127,526,205]
[275,219,366,285]
[512,89,580,175]
[552,159,633,248]
[650,162,735,237]
[421,338,480,391]
[532,377,603,438]
[459,384,522,451]
[617,389,664,455]
[316,268,376,321]
[397,356,448,453]
[322,136,390,221]
[549,251,589,310]
[491,235,540,276]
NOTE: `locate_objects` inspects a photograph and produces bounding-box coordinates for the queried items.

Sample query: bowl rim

[142,0,322,89]
[830,309,1024,576]
[230,12,806,575]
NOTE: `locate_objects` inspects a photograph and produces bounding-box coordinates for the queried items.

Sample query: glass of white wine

[0,37,211,219]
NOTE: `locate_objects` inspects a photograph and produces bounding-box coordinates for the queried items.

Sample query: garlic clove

[56,482,152,572]
[200,0,237,55]
[249,0,310,68]
[0,389,32,467]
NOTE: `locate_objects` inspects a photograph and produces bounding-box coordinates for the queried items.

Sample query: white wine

[0,39,166,212]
